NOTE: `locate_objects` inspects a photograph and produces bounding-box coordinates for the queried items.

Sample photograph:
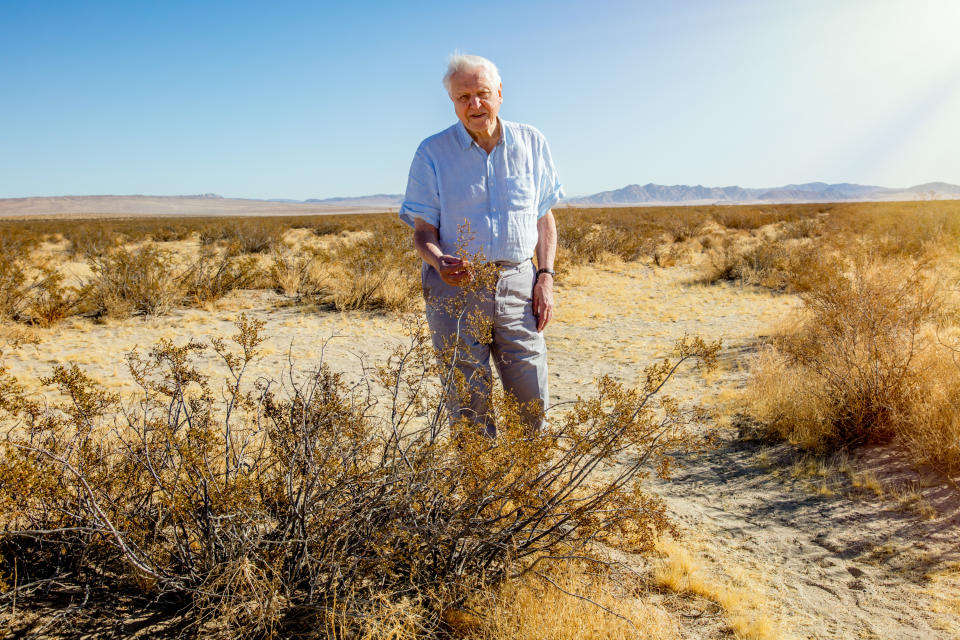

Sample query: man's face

[449,68,502,138]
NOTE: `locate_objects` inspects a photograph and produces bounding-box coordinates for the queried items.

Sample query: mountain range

[299,181,960,207]
[2,182,959,217]
[563,181,960,205]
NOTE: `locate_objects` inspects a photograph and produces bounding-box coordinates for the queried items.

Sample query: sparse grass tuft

[850,470,884,498]
[890,482,938,520]
[465,560,678,640]
[654,539,779,640]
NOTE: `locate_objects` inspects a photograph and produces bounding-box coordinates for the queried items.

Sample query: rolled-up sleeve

[399,145,441,229]
[537,136,564,218]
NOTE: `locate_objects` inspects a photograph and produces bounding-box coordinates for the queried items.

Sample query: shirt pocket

[504,175,537,216]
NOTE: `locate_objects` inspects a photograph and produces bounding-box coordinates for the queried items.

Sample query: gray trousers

[422,259,548,435]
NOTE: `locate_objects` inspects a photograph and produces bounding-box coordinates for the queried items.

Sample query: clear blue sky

[2,0,958,199]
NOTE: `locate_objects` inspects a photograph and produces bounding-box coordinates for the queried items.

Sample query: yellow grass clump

[459,561,678,640]
[654,538,779,640]
[744,249,960,471]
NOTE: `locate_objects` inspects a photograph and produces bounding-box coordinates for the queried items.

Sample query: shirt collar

[456,118,511,150]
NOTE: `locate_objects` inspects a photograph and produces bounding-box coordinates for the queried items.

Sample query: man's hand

[437,255,473,286]
[533,211,557,332]
[413,219,473,287]
[533,272,554,331]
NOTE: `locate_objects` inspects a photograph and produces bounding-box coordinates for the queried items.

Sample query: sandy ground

[0,195,395,217]
[2,261,958,638]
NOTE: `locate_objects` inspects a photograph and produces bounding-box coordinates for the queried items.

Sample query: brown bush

[63,221,125,257]
[0,248,30,322]
[816,200,960,261]
[711,204,822,230]
[896,348,960,473]
[554,209,675,269]
[0,315,718,636]
[0,247,84,326]
[199,219,285,254]
[699,237,794,289]
[87,244,184,317]
[745,254,950,455]
[181,246,260,305]
[300,220,422,312]
[23,267,85,326]
[269,242,318,299]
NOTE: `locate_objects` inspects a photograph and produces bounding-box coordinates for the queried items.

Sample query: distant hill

[0,195,398,218]
[305,194,404,208]
[563,181,960,205]
[4,181,959,218]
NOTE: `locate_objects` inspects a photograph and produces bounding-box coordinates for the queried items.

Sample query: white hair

[442,53,501,95]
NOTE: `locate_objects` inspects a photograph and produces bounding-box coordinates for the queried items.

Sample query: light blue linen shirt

[399,119,563,264]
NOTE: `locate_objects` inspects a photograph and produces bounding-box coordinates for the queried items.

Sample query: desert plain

[0,202,958,639]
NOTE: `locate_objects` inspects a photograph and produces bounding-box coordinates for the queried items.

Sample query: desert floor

[3,260,958,639]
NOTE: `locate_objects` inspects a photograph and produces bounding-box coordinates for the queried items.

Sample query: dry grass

[889,482,939,520]
[849,469,885,498]
[743,250,960,470]
[923,561,960,633]
[654,538,780,640]
[0,313,719,636]
[3,200,955,327]
[87,244,186,316]
[457,561,679,640]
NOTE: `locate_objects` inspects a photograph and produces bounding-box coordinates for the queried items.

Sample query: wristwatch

[536,268,556,280]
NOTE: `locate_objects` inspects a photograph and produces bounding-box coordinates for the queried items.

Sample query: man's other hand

[437,255,473,286]
[533,273,554,331]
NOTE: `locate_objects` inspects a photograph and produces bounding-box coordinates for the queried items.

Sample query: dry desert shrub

[699,236,783,286]
[821,200,960,259]
[199,218,285,254]
[897,342,960,473]
[308,220,421,311]
[554,204,823,274]
[181,246,261,306]
[711,204,822,230]
[0,311,718,636]
[87,242,261,316]
[555,207,709,268]
[87,244,185,317]
[556,217,657,267]
[0,228,39,261]
[269,241,319,299]
[699,235,823,291]
[744,253,960,468]
[0,246,31,322]
[0,244,84,326]
[63,221,126,257]
[21,265,85,326]
[142,220,196,242]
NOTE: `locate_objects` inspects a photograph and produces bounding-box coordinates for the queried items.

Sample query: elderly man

[399,54,563,435]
